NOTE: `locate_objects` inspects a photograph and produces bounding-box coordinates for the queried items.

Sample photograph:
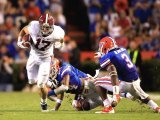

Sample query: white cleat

[50,108,56,111]
[41,109,49,112]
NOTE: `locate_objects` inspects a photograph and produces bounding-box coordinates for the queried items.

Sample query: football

[21,34,31,48]
[111,101,118,107]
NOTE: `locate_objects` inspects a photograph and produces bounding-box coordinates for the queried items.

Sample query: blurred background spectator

[0,0,160,91]
[25,0,41,21]
[65,36,81,69]
[0,44,14,91]
[127,40,142,73]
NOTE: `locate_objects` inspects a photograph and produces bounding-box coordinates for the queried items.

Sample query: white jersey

[28,21,65,58]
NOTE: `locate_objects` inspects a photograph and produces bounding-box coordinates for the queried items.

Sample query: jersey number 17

[35,39,51,51]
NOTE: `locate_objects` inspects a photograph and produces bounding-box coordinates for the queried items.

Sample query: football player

[95,36,160,113]
[17,13,65,112]
[46,58,104,111]
[46,58,133,111]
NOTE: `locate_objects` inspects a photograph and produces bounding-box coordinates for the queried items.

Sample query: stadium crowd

[0,0,160,91]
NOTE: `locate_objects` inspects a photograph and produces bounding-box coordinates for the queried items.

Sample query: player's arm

[72,93,80,109]
[54,26,65,49]
[48,74,70,96]
[55,74,70,94]
[54,93,64,111]
[107,64,120,103]
[107,64,119,86]
[54,38,64,49]
[17,26,29,48]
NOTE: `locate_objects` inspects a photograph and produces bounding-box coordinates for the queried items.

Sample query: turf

[0,92,160,120]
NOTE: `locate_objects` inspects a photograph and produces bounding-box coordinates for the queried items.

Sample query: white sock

[147,100,158,109]
[41,98,47,104]
[103,98,111,107]
[107,95,113,103]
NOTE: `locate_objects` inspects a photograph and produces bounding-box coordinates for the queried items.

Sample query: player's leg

[83,81,103,110]
[94,79,134,113]
[94,85,115,113]
[26,55,38,86]
[132,78,160,112]
[125,78,160,112]
[37,60,51,112]
[94,77,123,113]
[118,81,134,100]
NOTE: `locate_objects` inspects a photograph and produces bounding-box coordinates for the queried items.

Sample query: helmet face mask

[40,23,53,36]
[39,13,54,36]
[98,42,108,57]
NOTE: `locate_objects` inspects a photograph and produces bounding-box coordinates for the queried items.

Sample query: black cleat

[40,102,49,112]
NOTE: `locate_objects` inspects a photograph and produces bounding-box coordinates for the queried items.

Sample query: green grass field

[0,92,160,120]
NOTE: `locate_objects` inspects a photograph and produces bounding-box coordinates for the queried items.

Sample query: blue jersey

[56,62,88,93]
[99,47,139,82]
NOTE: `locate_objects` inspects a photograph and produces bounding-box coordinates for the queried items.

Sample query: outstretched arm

[107,64,120,104]
[48,74,70,111]
[107,64,119,86]
[54,93,64,111]
[48,74,70,96]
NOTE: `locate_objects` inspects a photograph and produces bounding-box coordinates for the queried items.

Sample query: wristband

[56,99,62,104]
[113,85,119,94]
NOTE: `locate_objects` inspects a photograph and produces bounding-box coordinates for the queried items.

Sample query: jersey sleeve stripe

[100,59,111,68]
[61,66,71,77]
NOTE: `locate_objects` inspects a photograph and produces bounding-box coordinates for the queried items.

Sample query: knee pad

[37,81,45,88]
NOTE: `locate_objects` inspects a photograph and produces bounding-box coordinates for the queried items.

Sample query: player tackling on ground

[95,36,160,113]
[46,58,103,111]
[17,13,65,112]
